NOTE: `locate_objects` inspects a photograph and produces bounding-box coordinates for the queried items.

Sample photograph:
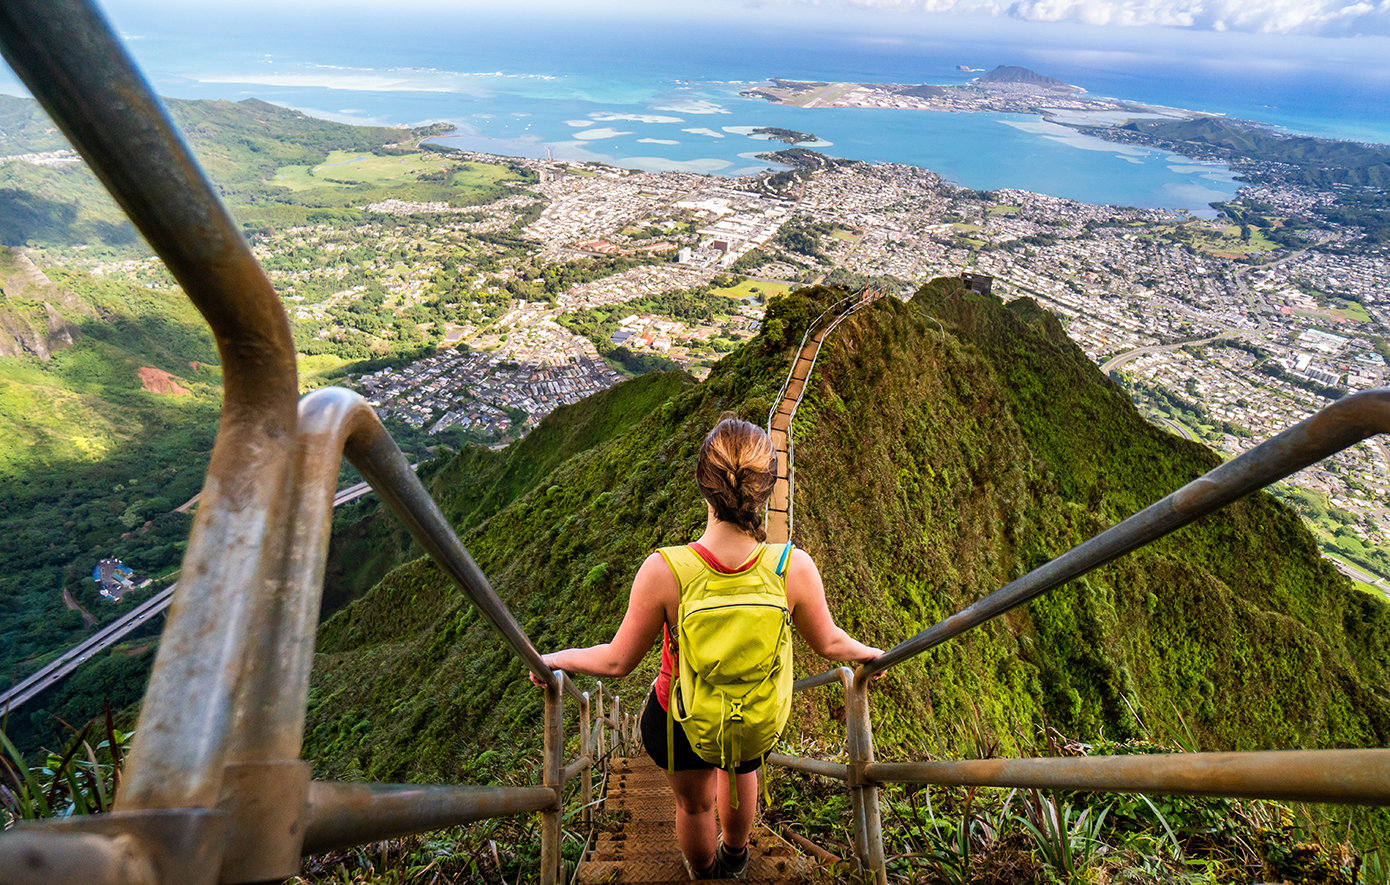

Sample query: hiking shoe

[682,853,719,880]
[716,842,749,880]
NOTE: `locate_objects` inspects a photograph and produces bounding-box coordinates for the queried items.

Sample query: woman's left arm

[531,552,674,682]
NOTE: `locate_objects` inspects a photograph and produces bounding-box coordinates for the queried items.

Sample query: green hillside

[0,94,524,254]
[320,370,695,617]
[302,279,1389,811]
[0,248,221,750]
[0,94,544,755]
[0,94,71,154]
[1125,117,1390,189]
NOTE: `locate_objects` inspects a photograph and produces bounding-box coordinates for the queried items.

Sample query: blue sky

[103,0,1390,38]
[0,0,1374,142]
[97,0,1390,85]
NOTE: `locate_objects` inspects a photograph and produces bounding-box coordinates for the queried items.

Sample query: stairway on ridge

[576,757,819,884]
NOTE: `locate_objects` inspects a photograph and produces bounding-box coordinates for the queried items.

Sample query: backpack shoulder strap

[753,542,794,587]
[656,545,707,596]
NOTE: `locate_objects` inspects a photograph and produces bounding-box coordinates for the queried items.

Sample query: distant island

[752,126,818,144]
[742,65,1115,117]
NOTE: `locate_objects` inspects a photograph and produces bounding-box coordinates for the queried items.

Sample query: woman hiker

[532,415,882,879]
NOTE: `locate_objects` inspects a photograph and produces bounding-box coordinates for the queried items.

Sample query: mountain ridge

[0,249,90,359]
[301,279,1389,833]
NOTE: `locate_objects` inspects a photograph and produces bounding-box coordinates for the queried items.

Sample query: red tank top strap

[654,625,676,711]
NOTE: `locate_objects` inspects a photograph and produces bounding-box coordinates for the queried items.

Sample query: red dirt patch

[138,366,190,395]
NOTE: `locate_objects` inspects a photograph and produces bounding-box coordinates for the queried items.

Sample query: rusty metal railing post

[580,691,593,826]
[0,2,302,881]
[846,670,886,885]
[594,683,607,765]
[612,695,624,757]
[541,669,564,885]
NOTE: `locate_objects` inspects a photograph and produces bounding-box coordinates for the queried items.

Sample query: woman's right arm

[531,551,673,681]
[785,548,884,665]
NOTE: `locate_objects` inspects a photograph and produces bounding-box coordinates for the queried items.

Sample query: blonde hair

[696,414,777,540]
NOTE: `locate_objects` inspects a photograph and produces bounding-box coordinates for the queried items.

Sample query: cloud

[1007,0,1390,34]
[757,0,1390,35]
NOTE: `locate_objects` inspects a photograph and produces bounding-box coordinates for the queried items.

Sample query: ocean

[27,4,1390,216]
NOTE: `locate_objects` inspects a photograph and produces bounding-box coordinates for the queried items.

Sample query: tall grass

[0,705,130,824]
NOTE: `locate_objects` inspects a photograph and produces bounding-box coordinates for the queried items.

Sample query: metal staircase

[1,4,1387,885]
[766,287,886,544]
[576,757,816,884]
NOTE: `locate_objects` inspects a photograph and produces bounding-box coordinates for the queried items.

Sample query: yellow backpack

[658,543,795,806]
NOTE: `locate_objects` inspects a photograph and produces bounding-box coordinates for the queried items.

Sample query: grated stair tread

[578,757,816,884]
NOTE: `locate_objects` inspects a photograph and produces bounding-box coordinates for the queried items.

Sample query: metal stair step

[580,758,818,883]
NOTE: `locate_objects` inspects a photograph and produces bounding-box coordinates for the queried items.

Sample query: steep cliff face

[302,279,1388,791]
[0,247,91,359]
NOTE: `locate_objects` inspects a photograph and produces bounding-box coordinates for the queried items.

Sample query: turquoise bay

[422,81,1239,214]
[158,68,1239,216]
[43,14,1266,216]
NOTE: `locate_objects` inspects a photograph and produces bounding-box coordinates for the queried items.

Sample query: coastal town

[71,134,1390,586]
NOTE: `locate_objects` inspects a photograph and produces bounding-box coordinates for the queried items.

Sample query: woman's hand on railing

[859,646,888,679]
[529,653,562,687]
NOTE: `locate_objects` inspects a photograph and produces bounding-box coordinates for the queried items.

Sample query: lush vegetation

[300,278,1390,868]
[0,253,219,753]
[768,729,1388,885]
[752,127,819,145]
[755,147,862,171]
[1,705,132,825]
[319,370,693,617]
[1118,119,1390,245]
[0,96,552,757]
[1123,118,1390,190]
[0,95,532,255]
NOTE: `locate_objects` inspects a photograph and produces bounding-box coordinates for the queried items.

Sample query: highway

[1158,417,1196,441]
[1324,553,1390,600]
[1099,332,1240,375]
[0,583,176,714]
[1,479,382,715]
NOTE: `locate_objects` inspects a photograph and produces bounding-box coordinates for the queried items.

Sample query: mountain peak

[975,65,1082,92]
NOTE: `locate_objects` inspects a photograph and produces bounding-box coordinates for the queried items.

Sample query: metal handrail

[801,387,1390,687]
[0,4,606,884]
[307,387,562,688]
[3,392,608,884]
[0,0,301,826]
[862,750,1390,804]
[2,3,1387,884]
[774,387,1390,883]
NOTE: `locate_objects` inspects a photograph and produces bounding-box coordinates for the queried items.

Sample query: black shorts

[640,688,764,774]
